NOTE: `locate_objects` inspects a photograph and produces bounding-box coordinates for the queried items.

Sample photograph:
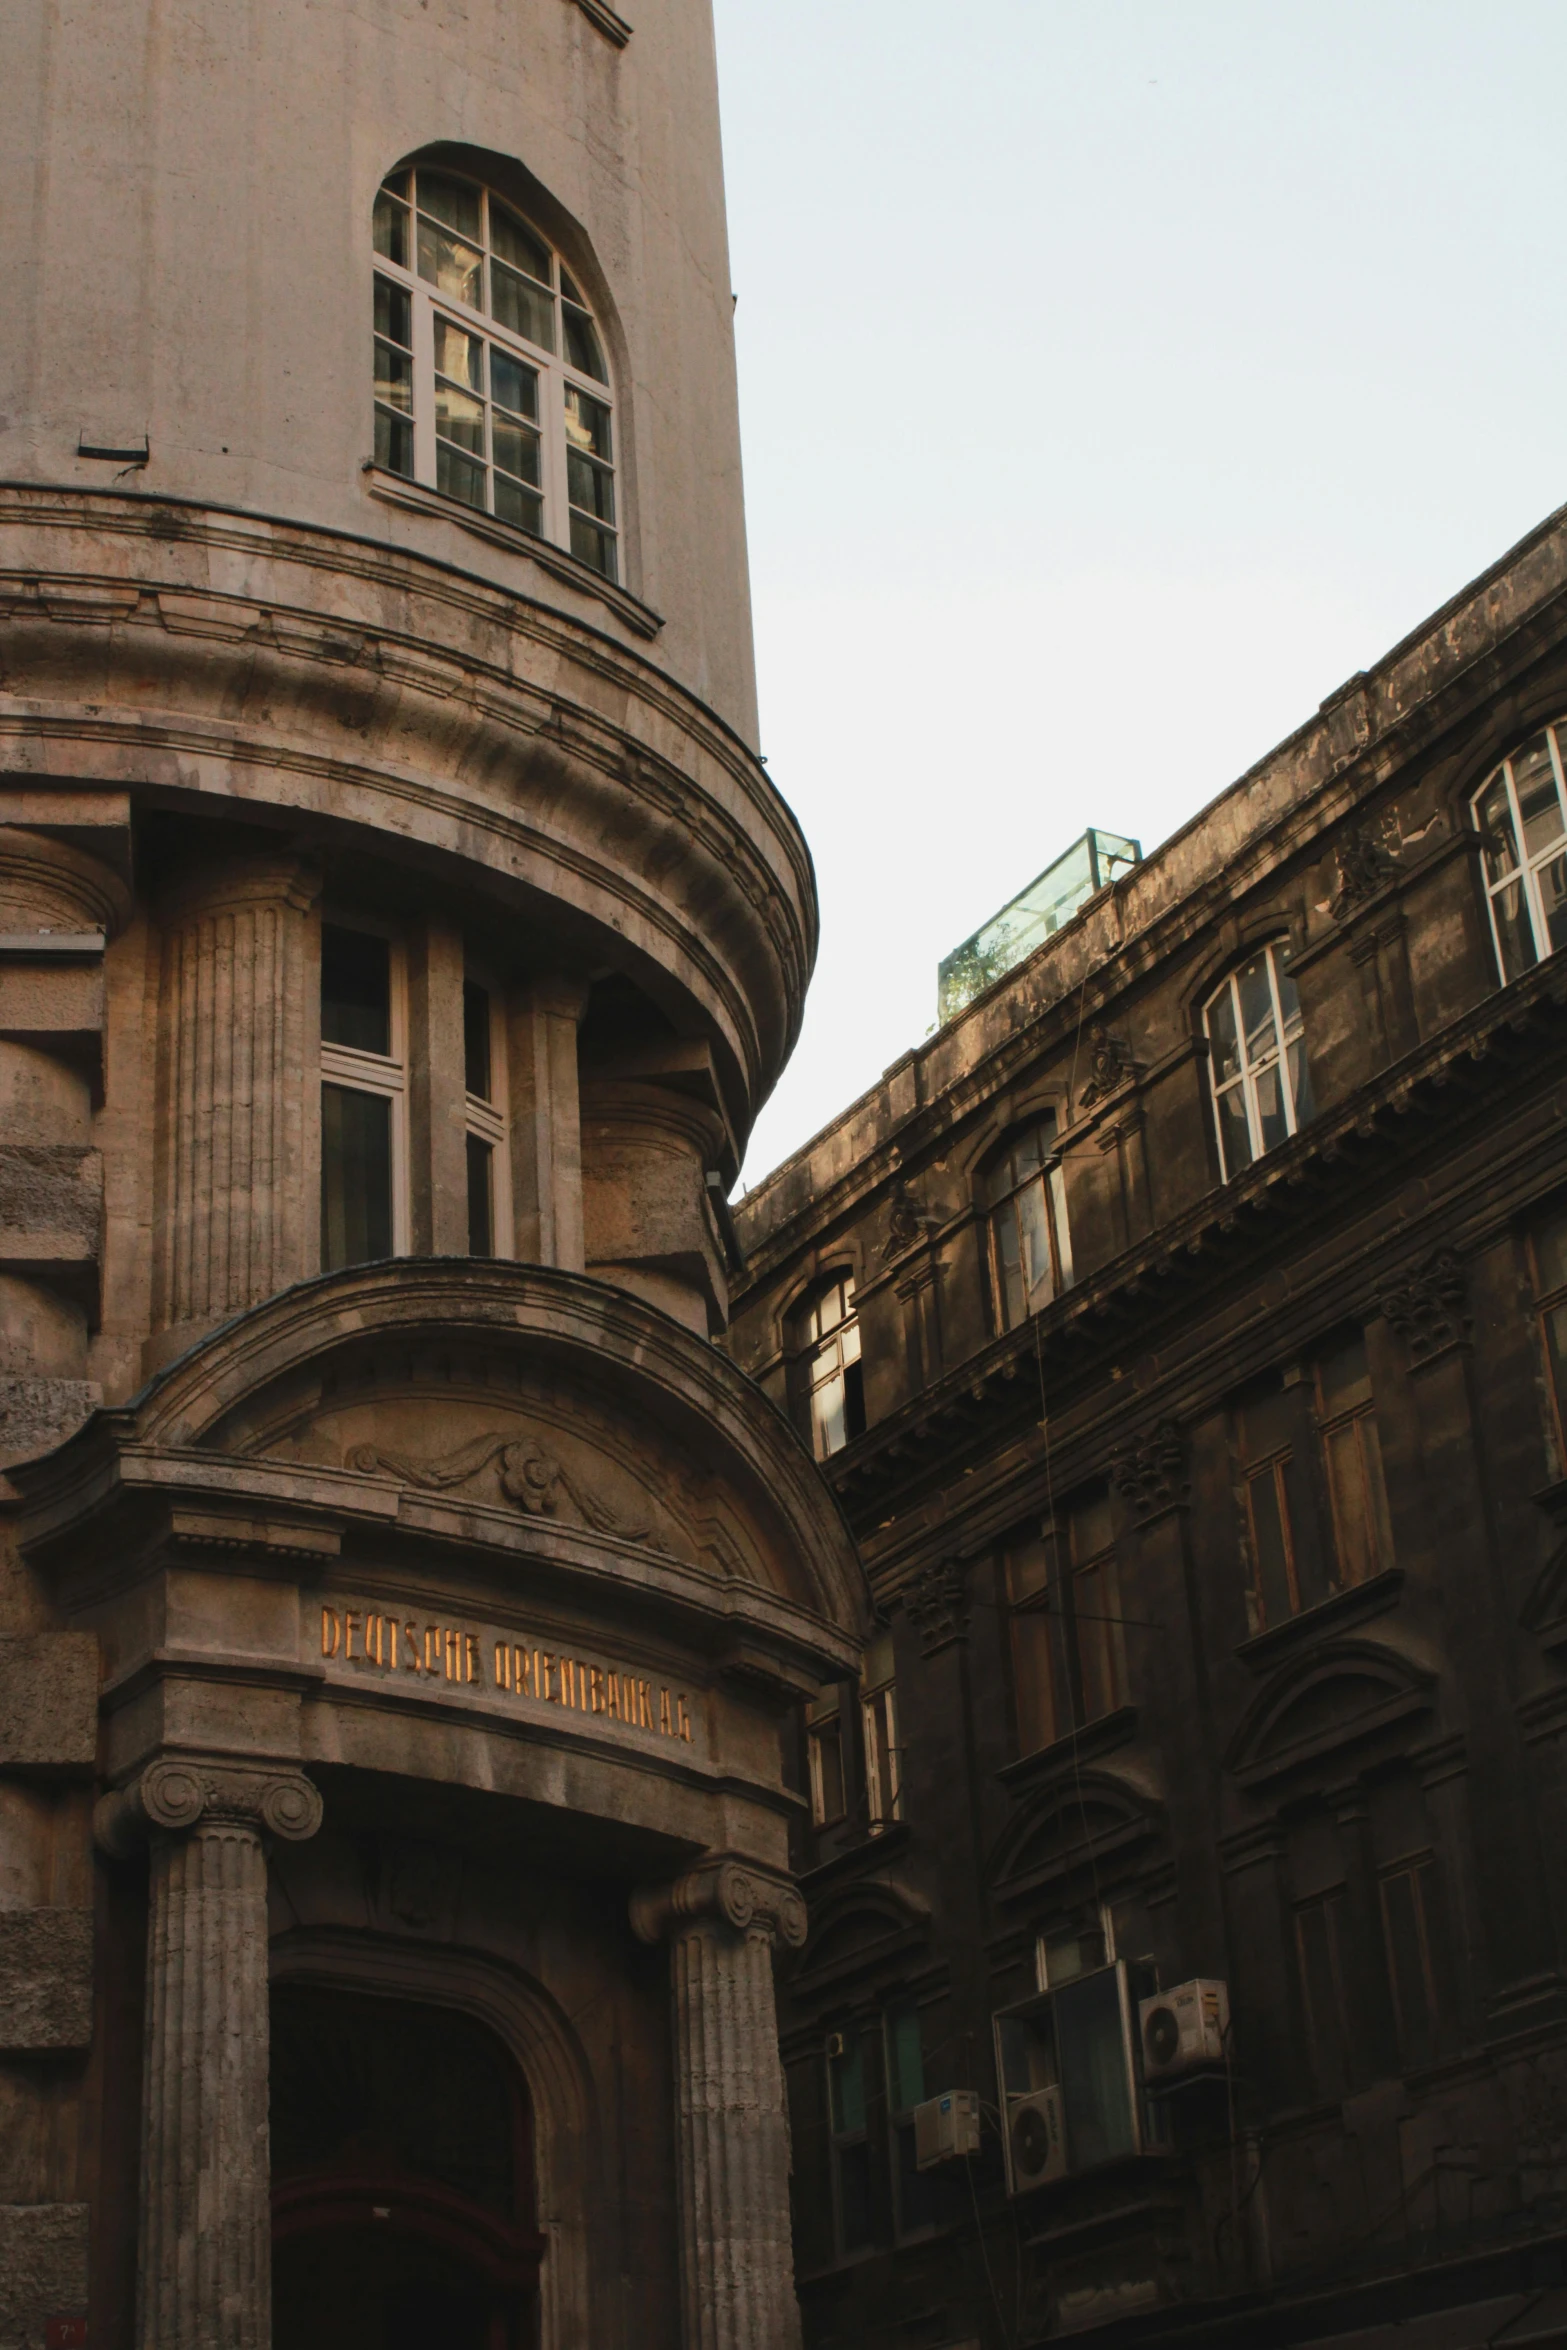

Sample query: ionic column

[96,1756,324,2350]
[152,858,320,1340]
[632,1857,807,2350]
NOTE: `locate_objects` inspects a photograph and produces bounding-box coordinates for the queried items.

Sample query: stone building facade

[0,5,865,2347]
[728,508,1567,2348]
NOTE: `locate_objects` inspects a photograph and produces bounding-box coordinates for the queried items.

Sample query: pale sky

[711,0,1567,1186]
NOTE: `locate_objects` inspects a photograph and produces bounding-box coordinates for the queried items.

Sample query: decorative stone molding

[901,1556,971,1656]
[348,1428,653,1540]
[94,1755,323,1858]
[1376,1247,1471,1366]
[1332,818,1396,919]
[1078,1023,1142,1110]
[1110,1419,1190,1525]
[630,1855,808,1952]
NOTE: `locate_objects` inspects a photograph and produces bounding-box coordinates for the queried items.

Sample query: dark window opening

[322,925,392,1056]
[467,1133,494,1256]
[322,1084,393,1271]
[463,980,493,1101]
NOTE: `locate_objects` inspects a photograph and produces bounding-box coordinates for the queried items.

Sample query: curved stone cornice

[630,1854,808,1950]
[94,1753,323,1855]
[0,486,816,1126]
[13,1257,870,1646]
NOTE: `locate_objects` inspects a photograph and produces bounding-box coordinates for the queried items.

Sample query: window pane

[1237,954,1279,1071]
[417,218,482,309]
[374,340,413,413]
[1055,1968,1136,2170]
[1248,1464,1295,1624]
[433,317,483,391]
[1381,1866,1436,2069]
[491,418,540,490]
[1539,849,1567,955]
[811,1717,845,1822]
[489,202,551,286]
[828,2033,866,2135]
[374,408,413,478]
[567,448,617,524]
[466,1133,493,1257]
[1286,1029,1315,1128]
[563,303,608,383]
[462,980,492,1099]
[1513,734,1566,859]
[490,260,555,352]
[1253,1059,1290,1154]
[321,1084,393,1271]
[886,2004,924,2115]
[372,190,409,267]
[1324,1421,1378,1586]
[1492,874,1539,980]
[417,171,482,240]
[1476,773,1520,883]
[489,348,539,421]
[494,476,543,535]
[993,1196,1027,1330]
[864,1684,898,1823]
[1015,1174,1055,1315]
[1216,1080,1253,1178]
[373,276,411,347]
[436,443,486,511]
[568,514,617,580]
[1207,981,1241,1085]
[1011,1609,1060,1755]
[321,925,391,1054]
[811,1364,847,1460]
[565,384,613,462]
[1296,1899,1348,2098]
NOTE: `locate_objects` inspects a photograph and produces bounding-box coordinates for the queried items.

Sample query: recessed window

[373,167,618,580]
[462,978,509,1259]
[807,1684,847,1828]
[1238,1345,1393,1634]
[825,2027,873,2258]
[984,1117,1073,1332]
[320,923,406,1271]
[860,1631,900,1834]
[1529,1205,1567,1467]
[1472,722,1567,980]
[1006,1492,1124,1758]
[800,1274,864,1461]
[1315,1334,1394,1589]
[1203,941,1314,1180]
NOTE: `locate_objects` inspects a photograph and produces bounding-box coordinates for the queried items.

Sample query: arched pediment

[1226,1637,1437,1789]
[15,1261,868,1659]
[790,1877,932,2000]
[987,1771,1166,1908]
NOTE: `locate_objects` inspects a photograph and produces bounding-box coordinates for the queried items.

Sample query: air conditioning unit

[913,2088,981,2170]
[1138,1978,1229,2083]
[1006,2085,1067,2192]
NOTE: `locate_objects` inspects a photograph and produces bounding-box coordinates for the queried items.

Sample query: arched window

[373,165,619,580]
[1203,942,1313,1180]
[983,1117,1072,1332]
[796,1272,864,1460]
[1471,722,1567,979]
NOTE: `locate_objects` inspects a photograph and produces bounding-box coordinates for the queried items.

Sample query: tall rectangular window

[884,2001,942,2238]
[807,1684,847,1828]
[826,2026,873,2257]
[1529,1206,1567,1465]
[1238,1384,1323,1627]
[860,1631,900,1833]
[1379,1859,1440,2071]
[462,977,509,1258]
[1315,1334,1394,1587]
[320,923,406,1271]
[1006,1492,1124,1758]
[1294,1891,1349,2100]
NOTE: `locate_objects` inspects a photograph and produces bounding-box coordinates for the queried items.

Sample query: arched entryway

[270,1983,545,2350]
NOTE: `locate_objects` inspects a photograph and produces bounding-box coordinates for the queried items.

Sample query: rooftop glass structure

[937,828,1142,1023]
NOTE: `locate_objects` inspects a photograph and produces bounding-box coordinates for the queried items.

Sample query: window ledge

[997,1706,1139,1794]
[1234,1567,1404,1674]
[800,1821,913,1891]
[364,468,663,641]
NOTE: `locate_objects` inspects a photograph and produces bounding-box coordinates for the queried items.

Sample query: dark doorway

[270,1982,543,2350]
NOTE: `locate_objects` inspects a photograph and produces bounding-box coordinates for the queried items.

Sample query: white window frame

[860,1633,900,1833]
[985,1121,1073,1333]
[803,1273,862,1461]
[462,970,512,1260]
[1203,942,1310,1181]
[372,166,619,580]
[319,916,410,1262]
[1471,720,1567,981]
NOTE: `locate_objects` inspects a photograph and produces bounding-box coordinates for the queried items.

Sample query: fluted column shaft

[96,1757,324,2350]
[633,1857,807,2350]
[153,860,319,1333]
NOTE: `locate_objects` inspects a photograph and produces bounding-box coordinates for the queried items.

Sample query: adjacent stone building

[0,5,865,2346]
[729,509,1567,2348]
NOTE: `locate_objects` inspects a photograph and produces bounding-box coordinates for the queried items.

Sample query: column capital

[94,1753,323,1858]
[630,1853,807,1951]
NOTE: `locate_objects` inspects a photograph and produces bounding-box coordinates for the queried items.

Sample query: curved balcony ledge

[0,484,815,1122]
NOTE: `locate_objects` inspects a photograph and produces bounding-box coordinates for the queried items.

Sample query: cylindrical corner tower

[0,9,862,2346]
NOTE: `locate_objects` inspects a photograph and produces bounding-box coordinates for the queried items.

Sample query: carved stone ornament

[93,1755,324,1857]
[348,1428,652,1540]
[1110,1419,1190,1525]
[1332,817,1395,920]
[1376,1247,1471,1366]
[901,1557,971,1656]
[630,1856,808,1951]
[881,1181,929,1265]
[1078,1023,1142,1111]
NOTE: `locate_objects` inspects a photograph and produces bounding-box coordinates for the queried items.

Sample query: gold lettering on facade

[659,1687,672,1736]
[465,1633,481,1685]
[403,1620,420,1671]
[589,1665,604,1713]
[344,1610,360,1661]
[322,1606,340,1658]
[606,1671,622,1719]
